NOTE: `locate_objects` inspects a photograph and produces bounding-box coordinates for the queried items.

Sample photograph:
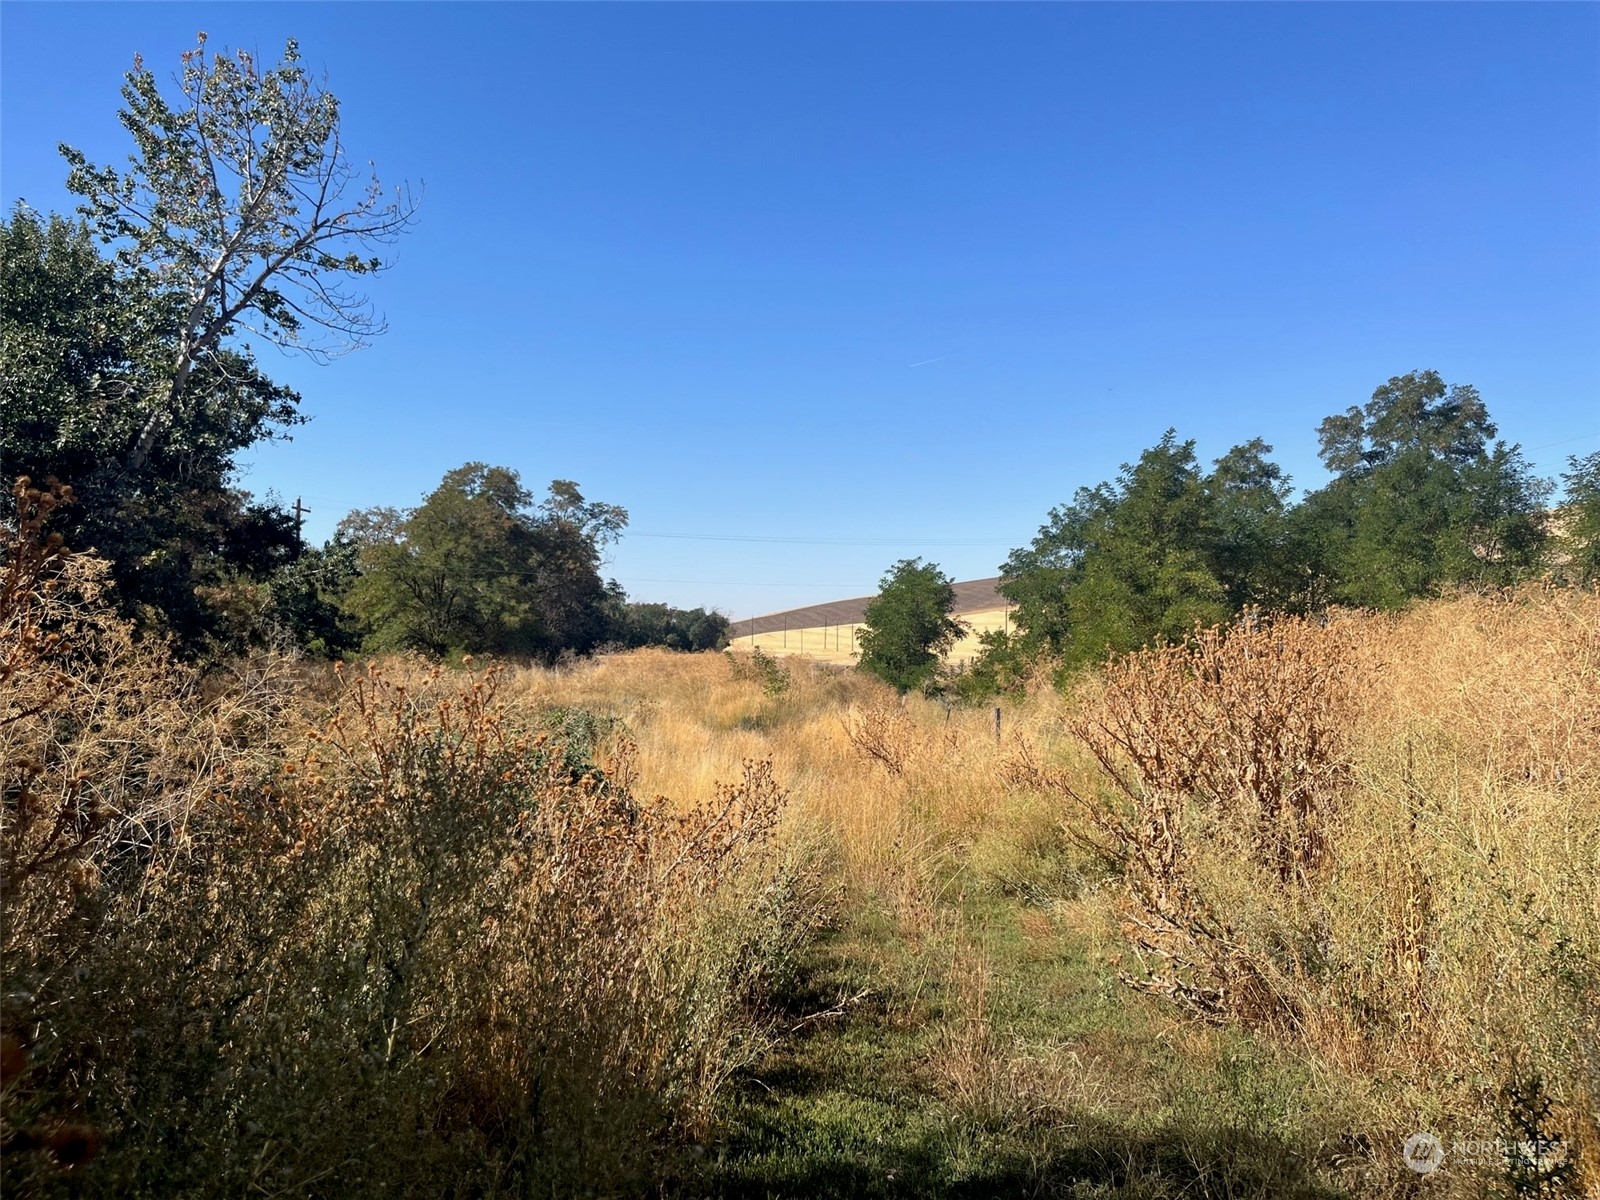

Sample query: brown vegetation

[4,477,1595,1196]
[1,484,820,1195]
[1004,596,1599,1194]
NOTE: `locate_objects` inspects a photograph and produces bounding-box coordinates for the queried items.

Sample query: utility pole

[292,497,311,553]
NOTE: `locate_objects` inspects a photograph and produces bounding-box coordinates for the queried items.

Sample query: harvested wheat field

[5,549,1597,1197]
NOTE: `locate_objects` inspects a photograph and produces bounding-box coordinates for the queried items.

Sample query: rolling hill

[726,578,1014,665]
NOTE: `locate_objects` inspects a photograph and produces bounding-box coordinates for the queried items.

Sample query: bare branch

[61,35,420,470]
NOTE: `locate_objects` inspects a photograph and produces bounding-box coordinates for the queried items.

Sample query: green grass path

[678,894,1345,1199]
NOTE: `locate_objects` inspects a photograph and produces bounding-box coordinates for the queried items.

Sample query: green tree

[528,481,631,654]
[1298,371,1548,606]
[341,465,627,661]
[62,34,417,470]
[1206,437,1299,610]
[996,432,1237,674]
[1,206,303,648]
[4,34,413,651]
[608,602,731,652]
[1558,451,1600,584]
[264,533,364,657]
[857,558,966,693]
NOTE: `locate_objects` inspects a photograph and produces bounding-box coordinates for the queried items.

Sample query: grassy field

[511,589,1599,1199]
[508,651,1338,1197]
[5,551,1597,1197]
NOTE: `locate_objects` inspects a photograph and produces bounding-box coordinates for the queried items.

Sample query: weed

[7,490,1595,1198]
[727,646,790,697]
[1,497,824,1196]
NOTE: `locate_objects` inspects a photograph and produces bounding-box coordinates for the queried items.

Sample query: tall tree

[61,34,418,470]
[529,481,630,654]
[1298,371,1548,606]
[341,465,627,661]
[1558,451,1600,584]
[996,432,1239,674]
[857,558,966,693]
[1205,437,1298,610]
[5,35,414,651]
[1,206,302,647]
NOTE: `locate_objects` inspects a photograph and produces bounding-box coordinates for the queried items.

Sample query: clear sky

[3,2,1596,621]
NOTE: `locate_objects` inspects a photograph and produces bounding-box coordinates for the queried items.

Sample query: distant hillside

[735,578,1006,638]
[728,578,1012,665]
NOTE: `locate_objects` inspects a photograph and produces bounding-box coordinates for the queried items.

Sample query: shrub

[1012,593,1600,1192]
[1009,611,1360,1020]
[2,483,813,1196]
[726,645,790,697]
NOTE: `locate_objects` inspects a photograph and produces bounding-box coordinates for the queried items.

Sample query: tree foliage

[4,34,415,653]
[996,432,1263,674]
[1,206,302,648]
[857,558,966,693]
[981,372,1553,693]
[62,34,418,470]
[1297,371,1548,606]
[1206,437,1299,610]
[341,465,628,661]
[608,602,730,652]
[263,534,363,658]
[1559,451,1600,585]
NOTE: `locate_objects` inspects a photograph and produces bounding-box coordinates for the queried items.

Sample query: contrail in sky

[908,356,945,368]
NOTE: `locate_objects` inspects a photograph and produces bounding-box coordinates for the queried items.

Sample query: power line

[614,577,878,589]
[1526,432,1600,453]
[628,531,1013,546]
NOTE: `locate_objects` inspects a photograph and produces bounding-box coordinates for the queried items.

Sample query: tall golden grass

[5,472,1595,1196]
[1,483,822,1196]
[716,591,1597,1196]
[1002,596,1596,1196]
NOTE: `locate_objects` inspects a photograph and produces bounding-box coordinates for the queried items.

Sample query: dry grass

[1003,596,1599,1197]
[518,594,1596,1197]
[6,472,1595,1196]
[1,496,826,1197]
[710,592,1598,1197]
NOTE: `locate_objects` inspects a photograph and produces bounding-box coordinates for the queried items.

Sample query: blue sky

[3,2,1596,620]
